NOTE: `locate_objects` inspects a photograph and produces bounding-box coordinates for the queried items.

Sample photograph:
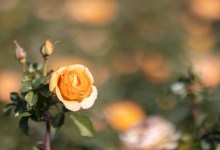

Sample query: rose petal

[63,101,81,112]
[56,87,81,111]
[49,66,67,92]
[85,67,94,84]
[69,64,94,83]
[80,85,98,109]
[55,87,67,102]
[49,72,60,92]
[68,64,85,70]
[57,66,67,73]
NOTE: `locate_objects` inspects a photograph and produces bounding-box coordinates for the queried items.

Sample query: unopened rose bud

[14,40,26,63]
[40,39,54,57]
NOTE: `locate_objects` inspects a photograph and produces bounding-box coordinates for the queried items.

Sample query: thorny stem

[43,57,47,76]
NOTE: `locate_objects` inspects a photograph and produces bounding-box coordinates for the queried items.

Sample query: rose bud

[14,40,26,63]
[40,39,54,57]
[49,64,98,111]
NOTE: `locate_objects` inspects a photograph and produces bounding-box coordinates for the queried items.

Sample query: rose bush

[50,64,98,111]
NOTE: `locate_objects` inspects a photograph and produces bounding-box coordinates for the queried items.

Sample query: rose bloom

[121,116,180,150]
[49,64,98,111]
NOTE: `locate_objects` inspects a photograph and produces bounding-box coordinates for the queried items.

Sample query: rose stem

[22,62,26,72]
[45,121,51,150]
[43,57,47,76]
[44,110,51,150]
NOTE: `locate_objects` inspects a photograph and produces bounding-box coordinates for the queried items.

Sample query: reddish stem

[45,121,51,150]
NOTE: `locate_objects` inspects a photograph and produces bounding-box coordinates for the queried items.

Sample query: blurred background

[1,0,220,149]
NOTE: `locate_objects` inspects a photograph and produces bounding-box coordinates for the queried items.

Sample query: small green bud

[14,40,26,63]
[40,39,54,57]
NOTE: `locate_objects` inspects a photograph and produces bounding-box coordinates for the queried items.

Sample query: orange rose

[49,64,98,111]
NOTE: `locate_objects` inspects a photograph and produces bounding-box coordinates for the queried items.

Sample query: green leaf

[27,63,35,73]
[34,108,43,121]
[4,104,15,116]
[30,114,39,122]
[20,82,32,93]
[14,101,28,114]
[70,113,94,137]
[20,112,32,117]
[53,126,63,136]
[32,77,47,89]
[10,92,20,102]
[52,113,65,128]
[25,91,38,106]
[24,75,32,81]
[19,117,29,135]
[39,85,51,97]
[34,96,45,120]
[36,64,43,71]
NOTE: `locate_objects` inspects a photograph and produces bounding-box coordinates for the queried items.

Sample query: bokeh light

[65,0,118,25]
[104,100,145,132]
[0,70,22,103]
[189,0,220,21]
[191,55,220,88]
